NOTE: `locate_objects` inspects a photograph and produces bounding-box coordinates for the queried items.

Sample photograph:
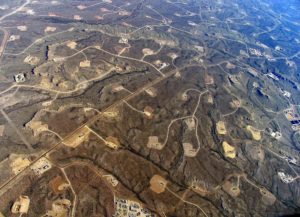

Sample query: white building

[14,73,26,83]
[270,131,282,139]
[266,73,279,81]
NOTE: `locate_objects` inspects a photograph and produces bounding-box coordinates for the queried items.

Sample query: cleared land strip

[0,45,164,97]
[166,187,208,217]
[0,27,9,61]
[0,0,31,22]
[3,28,74,56]
[0,70,176,193]
[0,109,33,151]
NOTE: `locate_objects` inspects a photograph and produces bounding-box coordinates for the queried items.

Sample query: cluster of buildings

[279,89,291,98]
[119,36,128,44]
[14,73,26,83]
[284,107,300,131]
[249,47,276,62]
[279,150,298,165]
[278,171,295,184]
[283,155,298,165]
[113,198,155,217]
[105,136,121,150]
[11,195,30,214]
[158,62,169,71]
[249,48,263,57]
[30,157,52,176]
[8,35,20,42]
[269,129,282,140]
[265,71,295,100]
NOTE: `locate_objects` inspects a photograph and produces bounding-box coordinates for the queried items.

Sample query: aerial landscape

[0,0,300,216]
